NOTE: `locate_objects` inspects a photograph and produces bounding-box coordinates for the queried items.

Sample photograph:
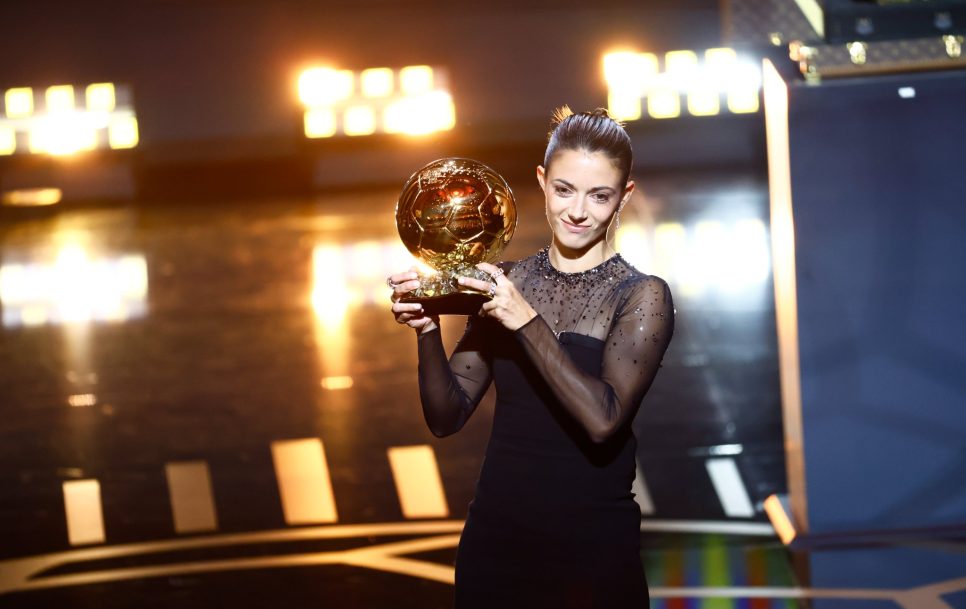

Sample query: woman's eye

[593,193,611,203]
[554,186,571,196]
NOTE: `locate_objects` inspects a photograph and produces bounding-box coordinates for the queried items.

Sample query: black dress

[417,248,674,609]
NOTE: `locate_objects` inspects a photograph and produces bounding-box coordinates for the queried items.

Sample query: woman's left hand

[458,262,537,331]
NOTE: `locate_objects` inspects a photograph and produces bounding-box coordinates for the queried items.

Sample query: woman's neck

[548,238,614,273]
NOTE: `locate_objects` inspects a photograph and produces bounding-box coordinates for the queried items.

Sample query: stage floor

[1,171,963,607]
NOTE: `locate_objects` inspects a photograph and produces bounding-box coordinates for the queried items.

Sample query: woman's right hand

[389,269,439,334]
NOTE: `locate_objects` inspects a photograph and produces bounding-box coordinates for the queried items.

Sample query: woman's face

[537,148,634,253]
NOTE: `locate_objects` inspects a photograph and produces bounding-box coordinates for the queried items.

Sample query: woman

[389,107,674,608]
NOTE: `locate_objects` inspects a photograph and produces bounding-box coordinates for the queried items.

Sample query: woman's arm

[416,317,493,437]
[513,276,674,443]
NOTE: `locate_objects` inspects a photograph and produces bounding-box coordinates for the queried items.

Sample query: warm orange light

[299,68,354,107]
[399,65,433,95]
[383,91,455,135]
[46,85,76,113]
[304,108,337,138]
[85,83,116,113]
[361,67,394,98]
[1,188,63,207]
[343,105,376,136]
[5,87,33,118]
[108,115,139,149]
[0,125,16,155]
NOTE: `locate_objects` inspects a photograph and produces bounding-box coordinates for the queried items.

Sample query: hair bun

[551,105,574,128]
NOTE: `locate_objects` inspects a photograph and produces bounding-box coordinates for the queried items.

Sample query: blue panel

[944,589,966,609]
[808,544,966,588]
[785,69,966,534]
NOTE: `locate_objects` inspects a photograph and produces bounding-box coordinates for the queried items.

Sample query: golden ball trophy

[395,158,517,315]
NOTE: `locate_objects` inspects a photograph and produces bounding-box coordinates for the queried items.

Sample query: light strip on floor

[387,445,449,519]
[764,494,797,545]
[165,461,218,534]
[271,438,339,525]
[705,458,755,518]
[62,479,105,546]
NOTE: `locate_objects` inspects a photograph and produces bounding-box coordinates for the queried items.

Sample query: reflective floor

[1,171,963,608]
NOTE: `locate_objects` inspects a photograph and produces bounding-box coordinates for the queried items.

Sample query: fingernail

[457,277,465,285]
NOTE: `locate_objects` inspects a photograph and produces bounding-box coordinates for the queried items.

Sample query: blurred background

[0,0,964,607]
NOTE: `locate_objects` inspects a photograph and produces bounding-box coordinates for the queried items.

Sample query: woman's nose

[568,198,587,220]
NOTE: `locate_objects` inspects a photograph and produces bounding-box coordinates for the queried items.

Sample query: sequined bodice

[512,247,645,342]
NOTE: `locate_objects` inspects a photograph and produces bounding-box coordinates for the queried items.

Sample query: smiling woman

[389,107,674,608]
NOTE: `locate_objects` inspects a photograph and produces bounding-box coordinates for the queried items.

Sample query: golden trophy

[395,157,517,315]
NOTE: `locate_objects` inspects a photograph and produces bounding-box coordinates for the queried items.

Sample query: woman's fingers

[457,276,493,293]
[392,301,424,323]
[387,271,421,301]
[476,262,507,284]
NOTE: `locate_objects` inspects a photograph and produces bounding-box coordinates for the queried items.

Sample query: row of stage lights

[0,49,763,158]
[1,83,139,156]
[603,48,761,120]
[298,65,456,138]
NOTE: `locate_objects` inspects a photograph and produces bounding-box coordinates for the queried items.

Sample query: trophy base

[398,267,494,316]
[400,291,490,316]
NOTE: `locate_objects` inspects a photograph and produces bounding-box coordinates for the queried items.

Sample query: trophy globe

[395,157,517,315]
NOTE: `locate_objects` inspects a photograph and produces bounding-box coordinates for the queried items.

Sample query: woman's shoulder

[615,257,672,300]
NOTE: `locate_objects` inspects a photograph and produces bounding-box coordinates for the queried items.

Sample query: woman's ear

[536,165,547,191]
[621,179,636,205]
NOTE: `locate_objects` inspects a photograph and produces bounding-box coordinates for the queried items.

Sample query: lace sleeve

[416,315,494,437]
[512,276,674,442]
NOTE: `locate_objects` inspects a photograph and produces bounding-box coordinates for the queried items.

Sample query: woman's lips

[561,220,590,233]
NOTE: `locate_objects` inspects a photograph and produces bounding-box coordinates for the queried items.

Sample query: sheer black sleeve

[416,315,494,437]
[513,276,674,443]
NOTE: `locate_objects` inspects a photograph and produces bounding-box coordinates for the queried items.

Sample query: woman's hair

[543,106,633,187]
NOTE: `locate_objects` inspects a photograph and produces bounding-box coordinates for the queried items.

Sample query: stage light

[0,125,15,155]
[399,65,433,95]
[384,91,455,135]
[647,86,681,119]
[687,85,720,116]
[664,50,699,91]
[298,64,454,138]
[107,114,138,149]
[3,82,138,156]
[5,87,33,118]
[361,67,394,98]
[46,85,75,113]
[298,68,354,107]
[304,107,337,138]
[1,188,63,207]
[607,91,642,121]
[343,105,376,136]
[30,114,98,156]
[603,51,657,121]
[85,83,116,113]
[601,47,761,120]
[726,62,762,113]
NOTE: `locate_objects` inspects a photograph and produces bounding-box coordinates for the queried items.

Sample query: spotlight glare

[46,85,76,114]
[85,83,116,113]
[360,67,394,98]
[5,87,34,118]
[304,108,337,138]
[399,65,434,95]
[0,125,16,155]
[299,68,354,107]
[107,115,139,149]
[343,105,376,136]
